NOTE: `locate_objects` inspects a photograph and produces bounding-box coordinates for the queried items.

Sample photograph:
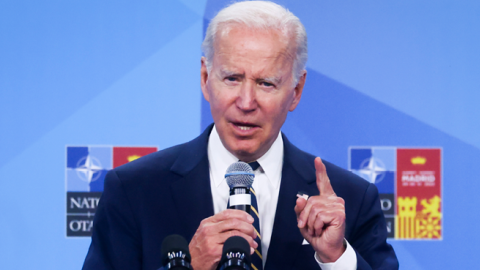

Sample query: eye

[260,81,275,88]
[226,77,237,82]
[224,76,240,85]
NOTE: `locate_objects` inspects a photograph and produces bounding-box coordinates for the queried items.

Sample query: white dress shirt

[207,126,356,269]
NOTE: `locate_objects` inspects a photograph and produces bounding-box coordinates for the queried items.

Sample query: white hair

[202,1,308,85]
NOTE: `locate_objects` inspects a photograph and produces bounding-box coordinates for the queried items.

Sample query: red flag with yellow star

[113,147,157,168]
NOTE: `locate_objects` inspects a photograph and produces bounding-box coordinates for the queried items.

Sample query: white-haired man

[83,1,398,270]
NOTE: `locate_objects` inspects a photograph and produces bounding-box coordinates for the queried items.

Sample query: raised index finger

[315,157,335,196]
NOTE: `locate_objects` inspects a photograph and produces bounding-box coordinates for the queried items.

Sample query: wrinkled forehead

[213,25,296,72]
[217,20,290,39]
[214,22,296,56]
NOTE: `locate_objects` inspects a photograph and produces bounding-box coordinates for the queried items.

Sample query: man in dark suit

[83,1,398,269]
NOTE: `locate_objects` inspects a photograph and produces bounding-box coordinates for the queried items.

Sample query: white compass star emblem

[75,155,103,183]
[358,157,387,184]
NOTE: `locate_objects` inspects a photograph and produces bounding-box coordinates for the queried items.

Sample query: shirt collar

[208,126,283,189]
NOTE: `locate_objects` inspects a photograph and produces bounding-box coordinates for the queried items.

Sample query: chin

[231,146,255,156]
[233,145,264,162]
[225,142,254,157]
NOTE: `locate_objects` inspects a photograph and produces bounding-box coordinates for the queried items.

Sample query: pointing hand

[294,157,346,262]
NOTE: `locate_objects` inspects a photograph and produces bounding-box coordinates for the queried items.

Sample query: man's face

[201,26,306,162]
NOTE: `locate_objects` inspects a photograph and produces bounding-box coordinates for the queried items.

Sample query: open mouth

[232,122,259,131]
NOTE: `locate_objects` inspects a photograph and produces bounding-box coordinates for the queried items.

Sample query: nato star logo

[357,156,387,184]
[66,146,112,192]
[75,155,104,183]
[349,147,396,194]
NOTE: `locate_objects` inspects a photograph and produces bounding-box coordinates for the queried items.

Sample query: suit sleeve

[82,169,142,270]
[349,183,399,270]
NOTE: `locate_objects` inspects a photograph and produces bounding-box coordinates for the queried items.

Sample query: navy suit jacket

[83,125,398,269]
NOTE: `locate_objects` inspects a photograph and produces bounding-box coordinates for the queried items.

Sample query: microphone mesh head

[225,161,254,188]
[161,234,191,265]
[223,236,251,264]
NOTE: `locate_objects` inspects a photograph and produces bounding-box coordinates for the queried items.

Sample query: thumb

[315,157,335,196]
[294,197,307,217]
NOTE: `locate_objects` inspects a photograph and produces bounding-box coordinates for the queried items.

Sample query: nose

[236,81,257,112]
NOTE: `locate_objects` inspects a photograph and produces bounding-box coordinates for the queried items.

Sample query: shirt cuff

[314,239,357,270]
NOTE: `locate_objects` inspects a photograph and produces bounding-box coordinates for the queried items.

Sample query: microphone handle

[229,204,250,212]
[228,187,251,213]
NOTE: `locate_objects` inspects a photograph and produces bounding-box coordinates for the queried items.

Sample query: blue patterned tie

[247,161,263,270]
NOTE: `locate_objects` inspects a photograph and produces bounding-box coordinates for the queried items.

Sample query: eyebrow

[219,68,243,78]
[259,76,282,85]
[219,68,282,85]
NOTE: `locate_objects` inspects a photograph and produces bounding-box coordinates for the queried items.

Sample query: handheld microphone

[225,162,255,212]
[159,234,193,270]
[217,236,251,270]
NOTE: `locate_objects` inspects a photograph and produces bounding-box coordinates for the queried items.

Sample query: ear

[200,57,210,102]
[289,70,307,112]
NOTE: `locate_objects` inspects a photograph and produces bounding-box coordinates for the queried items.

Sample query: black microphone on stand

[217,236,251,270]
[159,234,193,270]
[225,162,255,212]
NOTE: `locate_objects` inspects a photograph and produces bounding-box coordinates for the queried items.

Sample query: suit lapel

[265,134,319,270]
[170,124,215,241]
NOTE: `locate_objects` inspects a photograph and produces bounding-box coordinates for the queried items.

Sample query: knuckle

[311,203,322,211]
[199,218,208,226]
[227,218,240,228]
[302,208,311,218]
[331,201,345,211]
[196,227,205,236]
[222,210,230,218]
[310,206,323,216]
[203,224,214,235]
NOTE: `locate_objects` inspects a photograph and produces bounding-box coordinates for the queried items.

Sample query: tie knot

[248,161,260,171]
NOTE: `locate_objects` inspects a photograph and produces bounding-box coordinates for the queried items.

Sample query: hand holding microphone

[189,162,258,270]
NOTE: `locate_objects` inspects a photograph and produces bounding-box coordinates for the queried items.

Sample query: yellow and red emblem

[396,149,442,239]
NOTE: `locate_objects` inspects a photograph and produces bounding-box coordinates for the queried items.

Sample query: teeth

[239,126,252,131]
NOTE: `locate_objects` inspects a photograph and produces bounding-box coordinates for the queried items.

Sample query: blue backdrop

[1,0,479,268]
